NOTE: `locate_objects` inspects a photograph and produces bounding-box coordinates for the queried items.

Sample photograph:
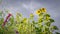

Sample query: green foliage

[49,19,55,22]
[56,32,60,34]
[51,26,58,30]
[0,8,59,34]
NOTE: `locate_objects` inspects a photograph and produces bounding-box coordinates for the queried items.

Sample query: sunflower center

[42,8,44,10]
[38,11,40,13]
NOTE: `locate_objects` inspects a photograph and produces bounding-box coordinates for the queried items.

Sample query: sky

[0,0,60,33]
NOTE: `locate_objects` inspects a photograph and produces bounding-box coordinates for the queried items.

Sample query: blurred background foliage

[0,8,60,34]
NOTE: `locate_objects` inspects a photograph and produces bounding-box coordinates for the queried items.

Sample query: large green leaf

[56,32,60,34]
[52,26,58,30]
[45,22,51,27]
[44,14,50,17]
[49,19,55,22]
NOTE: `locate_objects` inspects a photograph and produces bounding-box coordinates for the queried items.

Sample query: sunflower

[41,8,46,12]
[36,9,41,15]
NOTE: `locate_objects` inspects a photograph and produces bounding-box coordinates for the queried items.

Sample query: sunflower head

[41,8,46,12]
[36,10,41,15]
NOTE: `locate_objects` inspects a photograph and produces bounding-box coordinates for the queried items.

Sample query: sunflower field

[0,8,60,34]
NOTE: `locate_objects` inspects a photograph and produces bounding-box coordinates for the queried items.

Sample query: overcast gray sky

[0,0,60,33]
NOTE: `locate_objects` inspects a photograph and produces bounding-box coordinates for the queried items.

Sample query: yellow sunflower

[41,8,46,12]
[36,9,41,15]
